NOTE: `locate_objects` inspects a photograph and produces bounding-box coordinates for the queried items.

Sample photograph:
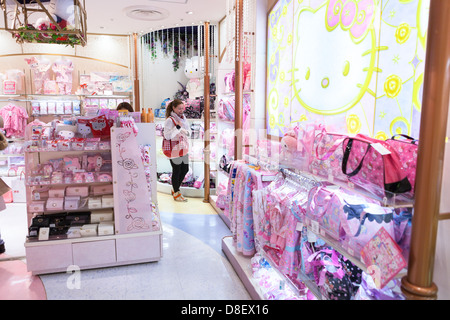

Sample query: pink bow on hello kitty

[326,0,375,40]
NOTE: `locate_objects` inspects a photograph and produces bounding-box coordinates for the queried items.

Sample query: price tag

[307,229,317,243]
[371,142,391,155]
[296,221,303,231]
[310,220,320,234]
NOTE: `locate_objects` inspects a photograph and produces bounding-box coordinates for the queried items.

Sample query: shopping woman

[163,99,190,202]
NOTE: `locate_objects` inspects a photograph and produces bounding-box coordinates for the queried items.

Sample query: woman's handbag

[162,117,189,158]
[341,134,412,199]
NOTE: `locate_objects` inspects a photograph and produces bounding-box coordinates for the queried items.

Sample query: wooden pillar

[203,22,211,203]
[401,0,450,300]
[133,33,141,111]
[234,0,244,160]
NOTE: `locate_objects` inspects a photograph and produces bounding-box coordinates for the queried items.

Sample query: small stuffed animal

[185,56,204,99]
[281,128,298,163]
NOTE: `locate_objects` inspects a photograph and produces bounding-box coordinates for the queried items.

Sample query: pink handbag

[310,130,348,182]
[385,134,418,199]
[342,134,412,199]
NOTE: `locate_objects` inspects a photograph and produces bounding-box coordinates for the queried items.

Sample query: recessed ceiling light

[124,5,169,21]
[186,11,194,15]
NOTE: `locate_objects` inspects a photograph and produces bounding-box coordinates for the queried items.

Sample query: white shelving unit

[23,123,162,275]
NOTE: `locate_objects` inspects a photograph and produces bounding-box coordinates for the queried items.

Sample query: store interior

[0,0,450,301]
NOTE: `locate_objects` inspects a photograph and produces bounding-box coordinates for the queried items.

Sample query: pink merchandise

[342,134,412,199]
[310,130,348,182]
[0,104,29,138]
[87,154,103,171]
[25,57,52,94]
[64,157,81,172]
[360,227,407,289]
[385,134,418,199]
[5,69,24,92]
[52,58,74,95]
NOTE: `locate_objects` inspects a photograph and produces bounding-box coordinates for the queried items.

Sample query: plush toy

[281,128,298,163]
[185,56,204,99]
[52,58,74,95]
[25,57,52,94]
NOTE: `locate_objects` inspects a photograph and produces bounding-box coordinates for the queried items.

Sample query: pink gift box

[49,187,65,198]
[92,184,113,196]
[66,186,89,197]
[29,201,45,212]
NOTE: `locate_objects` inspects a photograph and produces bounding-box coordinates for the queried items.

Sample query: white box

[101,194,114,208]
[98,221,115,236]
[80,224,98,237]
[88,197,102,209]
[90,209,114,223]
[67,226,81,238]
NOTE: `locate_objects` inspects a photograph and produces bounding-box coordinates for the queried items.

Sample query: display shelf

[209,195,231,228]
[24,122,162,275]
[221,236,264,300]
[259,248,318,300]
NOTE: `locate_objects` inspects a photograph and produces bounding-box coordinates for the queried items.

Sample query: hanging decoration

[1,0,87,47]
[141,25,216,73]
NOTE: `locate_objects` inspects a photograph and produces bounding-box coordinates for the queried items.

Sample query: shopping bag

[341,134,412,199]
[385,134,418,199]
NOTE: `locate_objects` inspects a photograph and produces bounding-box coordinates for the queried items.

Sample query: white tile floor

[0,197,251,300]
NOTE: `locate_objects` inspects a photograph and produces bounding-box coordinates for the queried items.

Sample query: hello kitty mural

[266,0,430,139]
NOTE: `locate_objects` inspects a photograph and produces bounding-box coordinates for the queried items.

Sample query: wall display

[266,0,430,139]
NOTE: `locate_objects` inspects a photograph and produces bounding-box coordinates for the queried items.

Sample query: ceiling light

[186,11,194,15]
[124,5,169,21]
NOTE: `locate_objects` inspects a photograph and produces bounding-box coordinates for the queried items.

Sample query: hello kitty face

[184,56,203,79]
[292,0,376,115]
[91,120,106,131]
[77,123,91,137]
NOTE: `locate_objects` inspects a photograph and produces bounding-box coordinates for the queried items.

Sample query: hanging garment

[0,104,29,137]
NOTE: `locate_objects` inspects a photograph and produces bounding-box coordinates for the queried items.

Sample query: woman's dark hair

[165,99,184,118]
[117,102,134,112]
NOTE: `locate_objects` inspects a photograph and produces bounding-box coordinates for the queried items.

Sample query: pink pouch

[306,186,345,241]
[92,184,113,196]
[46,198,64,211]
[49,187,65,198]
[66,186,89,197]
[64,196,81,210]
[29,201,45,212]
[310,130,348,182]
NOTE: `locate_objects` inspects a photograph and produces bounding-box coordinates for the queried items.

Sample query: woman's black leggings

[169,154,189,193]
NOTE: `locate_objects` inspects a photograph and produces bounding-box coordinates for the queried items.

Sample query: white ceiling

[86,0,226,34]
[1,0,227,35]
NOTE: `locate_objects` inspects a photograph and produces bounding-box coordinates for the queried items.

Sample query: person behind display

[164,99,190,202]
[116,102,134,113]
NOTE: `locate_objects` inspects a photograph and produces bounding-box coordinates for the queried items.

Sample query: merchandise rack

[23,123,162,275]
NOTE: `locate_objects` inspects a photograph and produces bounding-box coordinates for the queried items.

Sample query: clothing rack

[279,167,321,190]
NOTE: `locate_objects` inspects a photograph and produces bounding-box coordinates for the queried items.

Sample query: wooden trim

[234,0,244,160]
[133,33,140,111]
[401,0,450,300]
[203,22,211,203]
